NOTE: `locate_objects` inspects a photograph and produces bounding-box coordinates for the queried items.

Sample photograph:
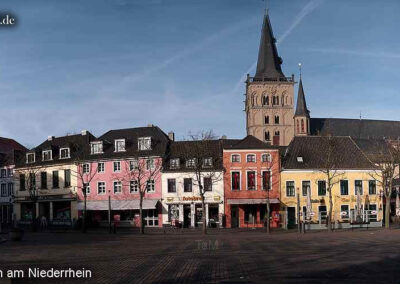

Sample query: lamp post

[108,190,112,233]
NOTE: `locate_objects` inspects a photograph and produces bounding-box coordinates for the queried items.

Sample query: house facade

[161,140,224,228]
[280,136,382,229]
[223,136,281,228]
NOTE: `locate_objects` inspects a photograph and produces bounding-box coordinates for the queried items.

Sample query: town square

[1,0,400,283]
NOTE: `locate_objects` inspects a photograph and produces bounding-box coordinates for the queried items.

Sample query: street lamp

[108,190,112,233]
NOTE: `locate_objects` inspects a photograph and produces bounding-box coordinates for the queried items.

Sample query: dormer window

[186,158,196,168]
[138,137,151,151]
[170,158,180,169]
[203,157,213,168]
[115,139,126,152]
[297,156,303,163]
[91,141,103,154]
[42,150,52,161]
[26,153,35,164]
[60,148,70,159]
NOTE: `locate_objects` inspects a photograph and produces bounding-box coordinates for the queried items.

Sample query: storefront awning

[77,199,159,211]
[227,198,280,205]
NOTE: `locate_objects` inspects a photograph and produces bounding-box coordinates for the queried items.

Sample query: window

[318,180,326,196]
[26,153,35,164]
[186,158,196,168]
[170,158,180,169]
[138,137,151,151]
[97,162,105,173]
[261,153,271,162]
[302,181,310,196]
[42,150,52,161]
[262,95,269,105]
[203,157,213,168]
[7,168,12,177]
[184,178,192,192]
[60,148,70,159]
[247,154,256,163]
[29,173,36,190]
[130,180,138,193]
[146,159,154,170]
[319,205,327,220]
[64,170,71,187]
[90,141,103,154]
[264,115,269,125]
[83,183,90,195]
[204,177,212,192]
[0,169,6,178]
[369,180,376,195]
[244,205,257,223]
[167,179,176,193]
[20,174,26,191]
[1,184,6,197]
[40,172,47,189]
[247,171,256,190]
[114,139,126,152]
[129,160,138,171]
[231,154,240,163]
[52,171,59,188]
[146,179,155,193]
[7,183,13,196]
[368,204,377,221]
[274,131,280,136]
[231,172,241,190]
[301,120,305,133]
[340,180,348,195]
[83,164,90,174]
[262,171,271,190]
[265,131,270,141]
[98,182,106,194]
[113,161,121,172]
[274,116,280,124]
[286,181,295,197]
[341,205,349,219]
[113,181,122,194]
[355,180,363,195]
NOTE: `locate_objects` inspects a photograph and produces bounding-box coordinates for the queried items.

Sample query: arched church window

[262,95,269,106]
[276,96,279,105]
[296,119,299,134]
[274,116,279,124]
[264,115,269,125]
[281,95,284,106]
[301,120,305,133]
[265,131,270,141]
[274,131,280,136]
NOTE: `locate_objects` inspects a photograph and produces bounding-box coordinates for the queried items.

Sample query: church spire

[254,13,286,81]
[295,78,310,117]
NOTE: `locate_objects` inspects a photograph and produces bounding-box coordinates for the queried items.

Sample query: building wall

[223,149,281,228]
[280,170,383,226]
[161,171,224,226]
[0,165,15,223]
[246,81,295,146]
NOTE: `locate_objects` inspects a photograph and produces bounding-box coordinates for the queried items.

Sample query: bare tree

[180,130,223,235]
[368,139,400,229]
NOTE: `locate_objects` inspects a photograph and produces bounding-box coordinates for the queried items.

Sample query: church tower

[245,12,295,146]
[294,78,310,136]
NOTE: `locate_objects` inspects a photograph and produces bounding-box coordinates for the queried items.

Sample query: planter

[9,228,24,241]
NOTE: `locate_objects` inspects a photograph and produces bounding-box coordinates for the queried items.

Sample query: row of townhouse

[4,125,389,229]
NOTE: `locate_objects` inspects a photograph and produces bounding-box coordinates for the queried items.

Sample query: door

[183,205,191,228]
[287,207,296,229]
[231,205,239,228]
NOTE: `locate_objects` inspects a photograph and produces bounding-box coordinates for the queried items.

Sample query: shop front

[163,196,224,228]
[77,199,161,228]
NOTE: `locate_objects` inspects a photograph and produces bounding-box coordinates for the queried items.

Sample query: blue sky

[1,0,399,148]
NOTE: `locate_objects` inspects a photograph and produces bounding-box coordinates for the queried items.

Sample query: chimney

[221,135,227,139]
[147,124,154,127]
[47,136,55,141]
[168,131,175,141]
[81,130,87,136]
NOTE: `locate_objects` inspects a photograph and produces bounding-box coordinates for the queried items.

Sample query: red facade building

[223,136,281,228]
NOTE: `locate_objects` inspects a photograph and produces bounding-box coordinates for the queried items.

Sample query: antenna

[359,111,362,120]
[263,0,268,15]
[298,63,302,79]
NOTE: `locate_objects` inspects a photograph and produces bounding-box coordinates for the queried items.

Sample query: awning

[227,198,280,205]
[77,199,159,211]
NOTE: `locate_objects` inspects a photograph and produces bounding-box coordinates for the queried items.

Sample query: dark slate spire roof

[254,13,286,81]
[295,79,310,117]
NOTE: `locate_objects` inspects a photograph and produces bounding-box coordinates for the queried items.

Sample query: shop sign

[214,196,221,201]
[167,197,174,202]
[183,196,202,201]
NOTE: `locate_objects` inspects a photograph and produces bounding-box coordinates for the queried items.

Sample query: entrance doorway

[231,205,239,228]
[183,205,191,228]
[39,202,50,220]
[287,207,296,229]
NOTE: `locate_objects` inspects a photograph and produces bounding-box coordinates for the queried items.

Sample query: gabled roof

[282,136,375,170]
[254,13,286,81]
[353,138,395,163]
[0,137,27,167]
[223,135,278,150]
[310,118,400,140]
[294,79,310,117]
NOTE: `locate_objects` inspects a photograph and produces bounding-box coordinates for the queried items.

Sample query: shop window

[341,205,349,219]
[244,205,257,223]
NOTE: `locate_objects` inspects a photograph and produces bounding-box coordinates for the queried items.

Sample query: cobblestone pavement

[1,228,400,283]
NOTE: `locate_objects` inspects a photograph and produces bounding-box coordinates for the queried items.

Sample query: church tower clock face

[245,13,295,146]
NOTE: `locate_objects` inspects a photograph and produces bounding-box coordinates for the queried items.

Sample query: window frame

[114,139,126,152]
[317,180,327,196]
[355,180,363,195]
[262,170,272,191]
[138,137,152,151]
[246,154,256,163]
[340,179,349,196]
[113,161,121,173]
[26,153,35,164]
[90,141,103,154]
[146,179,155,193]
[167,178,176,193]
[113,180,122,194]
[184,178,192,192]
[286,180,295,197]
[301,180,311,197]
[231,154,241,163]
[97,162,105,173]
[97,181,106,195]
[129,180,138,194]
[246,170,256,191]
[231,171,241,191]
[59,147,70,159]
[369,180,376,195]
[42,150,52,161]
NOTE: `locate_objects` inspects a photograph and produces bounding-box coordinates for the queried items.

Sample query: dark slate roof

[254,13,286,81]
[294,79,310,117]
[310,118,400,140]
[282,136,375,170]
[353,138,395,163]
[164,139,223,172]
[0,137,27,153]
[0,137,27,166]
[223,135,278,150]
[98,126,170,159]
